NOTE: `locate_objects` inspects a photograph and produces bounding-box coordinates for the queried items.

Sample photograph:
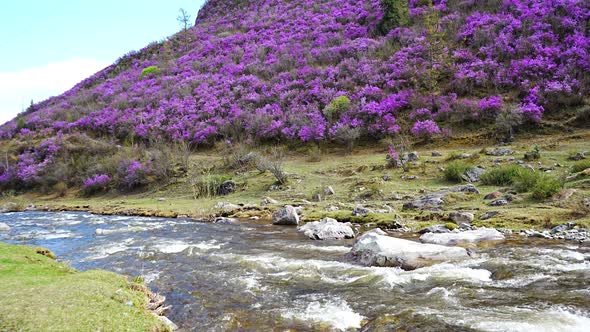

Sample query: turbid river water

[0,211,589,331]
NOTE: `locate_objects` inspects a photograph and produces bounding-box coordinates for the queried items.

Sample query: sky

[0,0,206,125]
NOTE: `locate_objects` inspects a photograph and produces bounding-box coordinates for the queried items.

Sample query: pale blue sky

[0,0,206,124]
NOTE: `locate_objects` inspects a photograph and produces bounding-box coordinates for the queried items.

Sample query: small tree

[177,8,192,51]
[378,0,410,35]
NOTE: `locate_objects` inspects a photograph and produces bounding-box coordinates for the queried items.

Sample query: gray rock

[298,218,355,240]
[382,175,392,181]
[489,199,509,206]
[431,151,442,157]
[214,217,238,224]
[261,197,278,206]
[584,198,590,210]
[214,202,240,212]
[217,180,238,196]
[325,205,339,212]
[272,205,300,225]
[462,167,486,183]
[312,193,322,202]
[447,184,480,194]
[420,228,505,245]
[324,186,335,195]
[403,184,480,211]
[569,152,586,161]
[486,148,514,156]
[158,316,179,331]
[480,211,500,220]
[458,223,472,230]
[0,222,10,231]
[352,205,373,217]
[349,229,471,270]
[401,175,418,180]
[457,153,471,159]
[449,212,474,224]
[418,224,451,234]
[403,151,419,162]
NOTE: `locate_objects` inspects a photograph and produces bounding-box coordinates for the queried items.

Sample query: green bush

[444,161,473,182]
[572,159,590,173]
[480,165,522,185]
[323,96,351,123]
[531,175,562,199]
[523,145,541,161]
[378,0,410,34]
[140,66,160,78]
[512,169,541,193]
[190,174,231,198]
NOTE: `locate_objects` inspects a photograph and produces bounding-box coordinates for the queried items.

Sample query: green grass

[480,164,522,185]
[0,242,166,332]
[572,159,590,173]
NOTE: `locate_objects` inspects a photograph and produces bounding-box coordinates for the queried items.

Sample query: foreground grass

[0,242,166,332]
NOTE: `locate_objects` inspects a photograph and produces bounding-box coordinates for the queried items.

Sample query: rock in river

[0,222,10,231]
[420,228,505,246]
[348,229,470,270]
[298,218,355,240]
[272,205,300,225]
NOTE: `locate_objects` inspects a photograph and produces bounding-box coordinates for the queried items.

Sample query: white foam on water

[85,238,135,260]
[16,229,76,240]
[95,224,165,235]
[282,298,364,331]
[472,306,590,332]
[152,240,192,253]
[374,263,492,286]
[288,243,352,253]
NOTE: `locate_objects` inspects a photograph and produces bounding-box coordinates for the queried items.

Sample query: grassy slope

[0,242,165,332]
[2,130,590,231]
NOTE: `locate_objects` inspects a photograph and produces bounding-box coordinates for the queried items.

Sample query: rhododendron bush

[0,0,588,190]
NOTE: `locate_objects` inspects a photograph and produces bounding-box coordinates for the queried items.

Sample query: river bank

[0,241,175,331]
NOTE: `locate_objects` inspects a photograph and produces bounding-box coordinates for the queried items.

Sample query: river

[0,211,589,331]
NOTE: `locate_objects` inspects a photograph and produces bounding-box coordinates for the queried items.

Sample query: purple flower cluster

[82,174,112,193]
[119,160,150,190]
[0,0,587,145]
[411,119,441,139]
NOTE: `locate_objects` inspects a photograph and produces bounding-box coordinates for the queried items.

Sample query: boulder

[431,151,442,157]
[261,197,278,206]
[417,224,451,234]
[214,217,238,224]
[568,152,586,161]
[272,205,299,225]
[553,189,576,202]
[486,148,514,156]
[311,193,322,202]
[462,167,486,183]
[403,185,480,211]
[298,218,355,240]
[403,152,419,162]
[352,205,373,217]
[420,228,505,246]
[323,186,335,195]
[214,202,240,212]
[480,211,500,220]
[584,198,590,210]
[217,180,238,196]
[484,191,503,200]
[449,212,474,224]
[0,222,10,231]
[349,229,471,270]
[489,199,509,206]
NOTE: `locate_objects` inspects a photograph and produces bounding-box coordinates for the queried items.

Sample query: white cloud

[0,58,110,125]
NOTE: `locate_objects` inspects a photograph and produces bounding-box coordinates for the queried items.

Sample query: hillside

[0,0,589,194]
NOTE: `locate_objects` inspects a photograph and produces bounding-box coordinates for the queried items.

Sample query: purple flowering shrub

[411,120,441,139]
[117,160,151,190]
[0,0,587,195]
[82,174,112,195]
